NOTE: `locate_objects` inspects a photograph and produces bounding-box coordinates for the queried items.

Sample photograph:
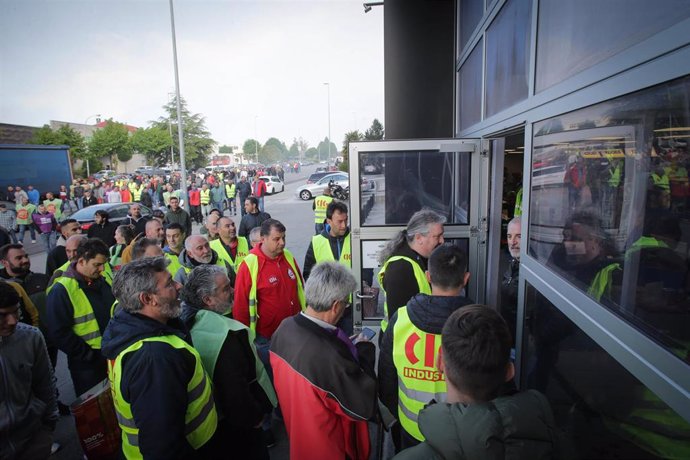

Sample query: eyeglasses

[0,305,22,322]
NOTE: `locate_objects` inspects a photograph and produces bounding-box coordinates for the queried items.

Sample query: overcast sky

[1,0,384,152]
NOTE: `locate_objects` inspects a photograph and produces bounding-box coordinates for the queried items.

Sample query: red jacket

[120,189,132,203]
[270,314,377,460]
[252,180,267,198]
[188,189,201,206]
[233,245,303,338]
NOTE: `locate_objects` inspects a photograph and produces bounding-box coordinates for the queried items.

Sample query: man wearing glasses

[0,281,58,459]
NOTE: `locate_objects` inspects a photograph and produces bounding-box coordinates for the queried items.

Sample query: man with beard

[201,211,221,241]
[45,219,82,275]
[0,244,51,299]
[124,203,150,236]
[210,217,249,271]
[180,265,276,460]
[238,197,271,238]
[145,219,165,247]
[101,257,218,459]
[174,234,235,286]
[46,238,114,396]
[500,217,521,342]
[87,210,117,247]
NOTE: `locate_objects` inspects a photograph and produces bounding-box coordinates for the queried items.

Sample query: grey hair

[304,262,357,312]
[180,265,226,309]
[508,216,521,228]
[132,238,162,260]
[377,209,446,265]
[249,227,261,245]
[185,234,208,251]
[113,256,170,313]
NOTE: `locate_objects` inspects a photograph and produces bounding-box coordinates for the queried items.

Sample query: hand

[350,332,371,344]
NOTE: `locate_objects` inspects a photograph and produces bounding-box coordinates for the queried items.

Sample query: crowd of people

[1,162,565,460]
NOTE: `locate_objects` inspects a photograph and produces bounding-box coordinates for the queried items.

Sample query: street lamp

[324,82,331,164]
[168,92,175,168]
[84,113,101,177]
[254,115,259,164]
[169,0,189,211]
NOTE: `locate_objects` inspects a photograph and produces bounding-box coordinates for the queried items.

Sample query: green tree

[316,137,337,162]
[130,126,172,166]
[341,130,363,171]
[32,124,90,175]
[364,118,384,140]
[260,144,282,164]
[89,119,132,171]
[242,139,262,162]
[218,144,234,154]
[305,147,318,160]
[263,137,288,162]
[151,96,215,169]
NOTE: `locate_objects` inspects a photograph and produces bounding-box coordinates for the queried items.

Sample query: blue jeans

[254,336,275,430]
[257,196,265,212]
[16,224,36,242]
[39,231,56,252]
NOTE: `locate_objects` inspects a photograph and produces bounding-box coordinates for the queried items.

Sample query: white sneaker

[32,240,37,243]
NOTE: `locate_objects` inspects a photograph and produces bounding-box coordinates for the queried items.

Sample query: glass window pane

[536,0,690,92]
[529,75,690,362]
[523,284,690,459]
[458,39,483,131]
[459,0,484,53]
[359,150,470,226]
[360,239,469,320]
[485,0,531,117]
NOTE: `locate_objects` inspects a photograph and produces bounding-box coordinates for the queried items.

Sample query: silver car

[295,172,349,200]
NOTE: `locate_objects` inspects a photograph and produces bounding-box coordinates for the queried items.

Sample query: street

[44,165,333,460]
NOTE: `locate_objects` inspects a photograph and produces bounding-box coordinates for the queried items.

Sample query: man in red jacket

[234,218,305,445]
[252,176,268,212]
[188,184,202,224]
[270,262,377,460]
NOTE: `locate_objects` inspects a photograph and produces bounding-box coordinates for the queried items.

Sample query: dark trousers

[69,358,107,397]
[200,420,269,460]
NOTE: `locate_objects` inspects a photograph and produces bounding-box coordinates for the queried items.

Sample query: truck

[0,144,74,198]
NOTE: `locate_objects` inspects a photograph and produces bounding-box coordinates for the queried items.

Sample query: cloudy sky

[1,0,384,151]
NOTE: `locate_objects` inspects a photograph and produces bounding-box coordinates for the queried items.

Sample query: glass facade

[485,0,531,117]
[358,150,471,226]
[536,0,690,92]
[457,39,483,131]
[523,284,690,459]
[458,0,484,53]
[529,76,690,363]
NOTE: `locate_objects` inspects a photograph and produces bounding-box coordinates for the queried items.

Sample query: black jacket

[45,245,67,275]
[101,309,201,460]
[382,244,429,323]
[87,221,117,247]
[236,181,252,200]
[123,215,150,237]
[238,211,271,238]
[378,293,475,423]
[82,195,99,208]
[302,228,350,280]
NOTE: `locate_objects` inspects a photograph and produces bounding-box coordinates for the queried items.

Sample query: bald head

[66,235,88,261]
[145,219,164,244]
[217,217,237,241]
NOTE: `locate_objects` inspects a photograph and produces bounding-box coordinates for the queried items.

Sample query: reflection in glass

[458,0,484,53]
[359,150,470,226]
[529,76,690,362]
[361,239,469,320]
[523,285,690,459]
[458,39,483,131]
[485,0,531,117]
[536,0,690,92]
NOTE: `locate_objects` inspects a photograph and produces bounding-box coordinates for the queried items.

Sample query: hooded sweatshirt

[378,293,475,424]
[101,309,201,460]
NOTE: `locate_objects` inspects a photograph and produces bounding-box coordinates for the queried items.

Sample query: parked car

[295,173,349,200]
[315,166,328,173]
[259,176,285,194]
[93,169,115,180]
[306,171,333,184]
[70,203,153,231]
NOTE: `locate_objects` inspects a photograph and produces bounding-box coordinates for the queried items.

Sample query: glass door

[349,138,488,329]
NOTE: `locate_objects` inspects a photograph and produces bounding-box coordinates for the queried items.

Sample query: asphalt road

[40,164,331,460]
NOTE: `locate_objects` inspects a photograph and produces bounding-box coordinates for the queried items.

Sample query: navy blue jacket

[101,309,200,460]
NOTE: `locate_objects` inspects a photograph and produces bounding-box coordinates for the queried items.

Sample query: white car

[295,172,349,200]
[260,175,284,194]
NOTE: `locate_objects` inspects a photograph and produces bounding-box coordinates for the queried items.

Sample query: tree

[151,96,215,169]
[364,118,384,140]
[260,144,282,164]
[316,137,338,162]
[242,139,262,163]
[218,144,234,153]
[305,147,319,160]
[289,137,309,160]
[341,130,363,171]
[32,124,91,175]
[263,137,288,162]
[130,126,172,166]
[89,119,132,171]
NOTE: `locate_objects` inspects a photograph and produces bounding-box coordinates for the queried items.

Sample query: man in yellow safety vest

[210,216,249,271]
[379,244,472,451]
[102,256,218,459]
[312,185,333,235]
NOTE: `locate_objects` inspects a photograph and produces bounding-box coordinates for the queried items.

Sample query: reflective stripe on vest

[378,255,431,332]
[313,195,333,223]
[240,249,305,333]
[312,234,351,267]
[132,186,142,201]
[225,184,236,198]
[514,188,523,217]
[392,307,446,441]
[191,309,277,408]
[200,189,211,204]
[652,173,670,191]
[54,277,105,349]
[108,335,217,457]
[209,237,249,271]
